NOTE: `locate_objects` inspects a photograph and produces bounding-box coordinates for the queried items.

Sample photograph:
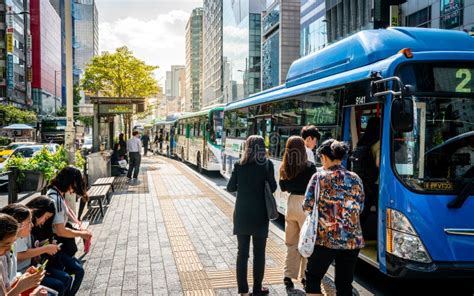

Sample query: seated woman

[16,196,73,296]
[0,209,45,296]
[47,166,92,295]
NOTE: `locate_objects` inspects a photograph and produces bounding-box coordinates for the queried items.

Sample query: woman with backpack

[227,135,277,296]
[47,166,91,295]
[303,139,365,296]
[279,136,316,292]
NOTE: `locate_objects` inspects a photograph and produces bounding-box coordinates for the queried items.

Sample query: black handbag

[264,160,279,221]
[55,222,78,257]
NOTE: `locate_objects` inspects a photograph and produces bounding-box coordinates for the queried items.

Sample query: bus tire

[181,147,185,161]
[197,153,203,174]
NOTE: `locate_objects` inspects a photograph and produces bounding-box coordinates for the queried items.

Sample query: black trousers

[127,152,141,179]
[305,245,360,296]
[236,235,267,294]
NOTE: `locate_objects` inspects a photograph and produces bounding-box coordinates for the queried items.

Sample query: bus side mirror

[391,97,414,133]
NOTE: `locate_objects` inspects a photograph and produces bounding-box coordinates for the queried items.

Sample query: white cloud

[99,10,190,87]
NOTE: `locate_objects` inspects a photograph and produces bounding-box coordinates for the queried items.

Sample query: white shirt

[306,147,315,164]
[127,136,142,153]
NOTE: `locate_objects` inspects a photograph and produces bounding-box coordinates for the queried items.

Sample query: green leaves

[0,104,37,125]
[3,145,82,183]
[81,46,159,99]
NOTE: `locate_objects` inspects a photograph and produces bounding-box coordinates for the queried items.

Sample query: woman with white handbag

[302,139,365,296]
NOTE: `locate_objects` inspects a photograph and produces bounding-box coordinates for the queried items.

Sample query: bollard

[7,168,18,204]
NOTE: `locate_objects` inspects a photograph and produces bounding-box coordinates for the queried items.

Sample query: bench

[92,177,115,193]
[86,184,111,218]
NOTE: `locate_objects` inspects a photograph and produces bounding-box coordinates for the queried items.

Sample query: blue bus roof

[226,28,474,111]
[286,27,474,87]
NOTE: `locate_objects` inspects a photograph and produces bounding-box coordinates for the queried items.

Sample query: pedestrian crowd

[0,167,92,296]
[228,125,371,296]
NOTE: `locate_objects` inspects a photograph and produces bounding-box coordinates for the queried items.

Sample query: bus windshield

[42,119,67,132]
[210,110,224,146]
[394,63,474,192]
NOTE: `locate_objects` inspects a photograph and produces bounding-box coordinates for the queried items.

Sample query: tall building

[300,0,326,56]
[0,0,32,109]
[73,0,99,80]
[222,0,265,103]
[261,0,301,90]
[203,0,223,107]
[325,0,393,43]
[185,7,203,112]
[400,0,473,31]
[164,65,185,114]
[30,0,62,115]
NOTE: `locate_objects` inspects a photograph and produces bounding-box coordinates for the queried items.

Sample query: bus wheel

[181,148,185,161]
[197,153,203,174]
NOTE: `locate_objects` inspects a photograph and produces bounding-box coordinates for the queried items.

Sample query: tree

[0,104,37,125]
[81,46,159,98]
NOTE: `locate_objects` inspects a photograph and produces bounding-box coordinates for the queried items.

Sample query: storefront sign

[7,54,14,90]
[99,104,134,114]
[6,6,14,28]
[441,0,463,29]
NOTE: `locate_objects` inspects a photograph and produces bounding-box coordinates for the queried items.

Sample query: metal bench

[92,177,115,193]
[86,184,111,218]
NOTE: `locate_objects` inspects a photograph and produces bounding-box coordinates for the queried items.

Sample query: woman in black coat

[227,135,277,296]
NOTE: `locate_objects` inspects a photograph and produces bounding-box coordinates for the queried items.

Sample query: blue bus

[221,28,474,277]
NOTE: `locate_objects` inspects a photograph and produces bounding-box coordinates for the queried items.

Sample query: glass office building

[185,8,203,112]
[222,0,265,103]
[300,0,326,56]
[73,0,98,77]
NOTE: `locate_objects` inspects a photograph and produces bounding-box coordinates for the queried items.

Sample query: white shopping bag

[298,174,320,258]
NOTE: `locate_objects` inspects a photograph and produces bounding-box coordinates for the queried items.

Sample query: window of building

[406,6,431,28]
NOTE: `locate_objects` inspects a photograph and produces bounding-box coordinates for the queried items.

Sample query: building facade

[164,65,185,114]
[400,0,474,31]
[261,0,301,90]
[73,0,98,80]
[203,0,223,107]
[0,0,32,109]
[30,0,62,115]
[300,0,326,56]
[222,0,265,103]
[185,8,203,112]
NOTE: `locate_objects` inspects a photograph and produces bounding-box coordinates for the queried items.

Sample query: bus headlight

[386,209,431,263]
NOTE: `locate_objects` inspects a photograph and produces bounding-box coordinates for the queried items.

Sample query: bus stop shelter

[90,97,145,152]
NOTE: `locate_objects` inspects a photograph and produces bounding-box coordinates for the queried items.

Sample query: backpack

[350,143,378,184]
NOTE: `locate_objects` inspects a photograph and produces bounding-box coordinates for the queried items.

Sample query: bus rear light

[386,208,431,263]
[398,48,413,58]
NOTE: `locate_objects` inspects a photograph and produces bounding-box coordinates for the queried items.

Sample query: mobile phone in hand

[37,259,48,272]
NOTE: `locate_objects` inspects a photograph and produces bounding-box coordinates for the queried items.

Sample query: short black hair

[132,131,139,136]
[301,125,321,141]
[0,204,31,223]
[0,213,18,241]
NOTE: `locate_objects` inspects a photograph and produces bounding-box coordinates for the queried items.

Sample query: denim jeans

[43,267,72,296]
[52,252,84,295]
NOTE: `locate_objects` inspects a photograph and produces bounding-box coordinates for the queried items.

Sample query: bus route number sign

[434,67,474,93]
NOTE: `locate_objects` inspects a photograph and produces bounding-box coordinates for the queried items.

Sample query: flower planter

[19,171,48,192]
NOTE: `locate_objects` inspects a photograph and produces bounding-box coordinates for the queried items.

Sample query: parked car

[82,137,92,153]
[0,142,36,163]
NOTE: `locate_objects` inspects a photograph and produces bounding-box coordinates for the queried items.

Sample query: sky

[97,0,202,87]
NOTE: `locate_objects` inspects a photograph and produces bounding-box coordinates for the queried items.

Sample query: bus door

[342,102,383,265]
[256,116,272,149]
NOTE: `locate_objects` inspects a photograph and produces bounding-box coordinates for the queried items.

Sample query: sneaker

[284,277,294,292]
[301,278,306,290]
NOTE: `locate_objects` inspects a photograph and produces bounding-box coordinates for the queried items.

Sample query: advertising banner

[6,32,14,53]
[7,54,14,90]
[441,0,463,29]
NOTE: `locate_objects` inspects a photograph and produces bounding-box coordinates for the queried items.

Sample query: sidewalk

[77,156,337,295]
